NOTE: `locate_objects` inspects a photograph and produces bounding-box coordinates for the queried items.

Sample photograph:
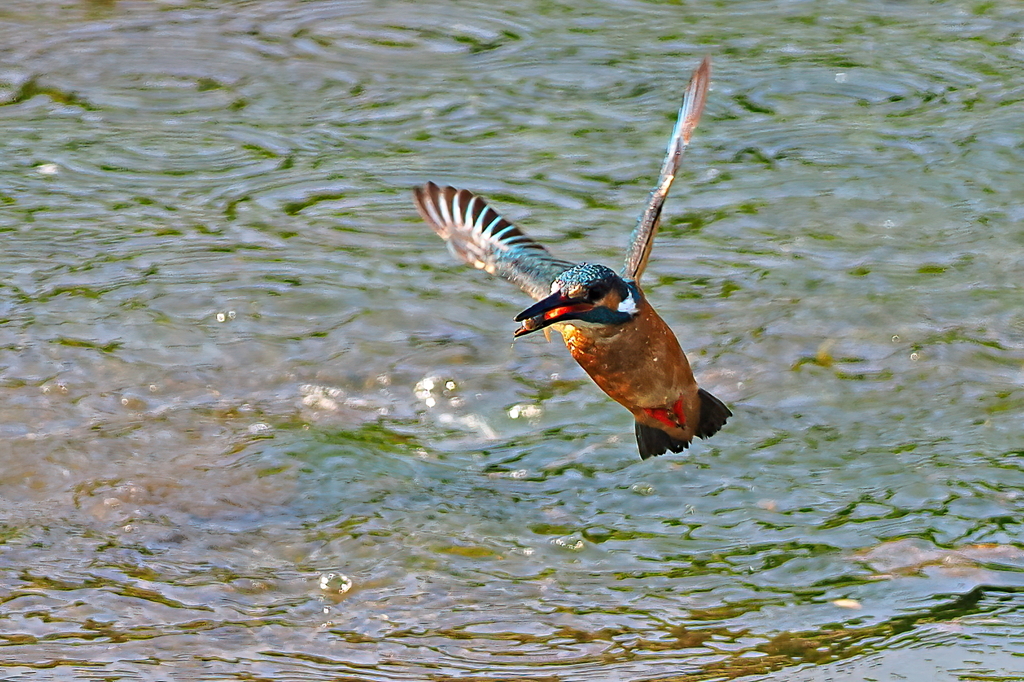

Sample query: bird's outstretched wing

[413,181,577,301]
[622,56,711,283]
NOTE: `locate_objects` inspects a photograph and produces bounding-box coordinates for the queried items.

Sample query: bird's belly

[558,323,695,409]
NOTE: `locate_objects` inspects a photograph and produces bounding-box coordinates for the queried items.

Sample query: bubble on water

[415,375,441,406]
[553,536,584,551]
[631,483,654,496]
[248,422,272,435]
[883,219,895,229]
[892,335,900,342]
[835,72,847,83]
[36,163,59,175]
[445,380,456,391]
[508,403,542,419]
[319,572,353,594]
[910,352,920,361]
[301,384,343,411]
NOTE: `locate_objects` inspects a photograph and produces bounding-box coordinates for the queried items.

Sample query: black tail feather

[696,388,731,439]
[635,421,691,460]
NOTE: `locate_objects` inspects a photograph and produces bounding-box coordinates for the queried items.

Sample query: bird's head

[513,263,640,337]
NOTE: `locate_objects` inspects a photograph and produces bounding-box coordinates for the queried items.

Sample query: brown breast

[557,296,698,414]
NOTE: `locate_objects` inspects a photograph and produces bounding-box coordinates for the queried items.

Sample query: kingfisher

[412,56,730,459]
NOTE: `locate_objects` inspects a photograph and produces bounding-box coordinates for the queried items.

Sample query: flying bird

[413,56,730,459]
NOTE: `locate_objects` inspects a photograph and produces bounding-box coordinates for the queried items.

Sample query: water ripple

[2,0,1024,680]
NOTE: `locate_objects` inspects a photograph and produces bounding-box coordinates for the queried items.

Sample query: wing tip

[679,56,712,147]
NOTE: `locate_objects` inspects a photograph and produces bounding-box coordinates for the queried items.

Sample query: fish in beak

[513,290,593,337]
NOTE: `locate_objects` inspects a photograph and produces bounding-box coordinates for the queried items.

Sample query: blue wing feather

[413,182,576,301]
[623,56,711,283]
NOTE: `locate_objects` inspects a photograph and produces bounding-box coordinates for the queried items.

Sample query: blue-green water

[1,0,1024,679]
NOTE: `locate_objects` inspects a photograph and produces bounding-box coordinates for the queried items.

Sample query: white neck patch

[617,288,639,316]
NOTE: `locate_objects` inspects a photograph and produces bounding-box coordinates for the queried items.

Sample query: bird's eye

[587,284,609,302]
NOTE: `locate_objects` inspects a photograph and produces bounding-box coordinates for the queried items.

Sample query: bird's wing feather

[622,56,711,283]
[413,182,576,301]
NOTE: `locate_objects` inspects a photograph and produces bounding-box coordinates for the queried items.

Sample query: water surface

[1,0,1024,679]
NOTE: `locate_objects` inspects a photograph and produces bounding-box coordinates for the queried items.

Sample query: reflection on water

[2,0,1024,679]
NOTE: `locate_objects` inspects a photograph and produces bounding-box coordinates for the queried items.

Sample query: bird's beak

[513,290,593,337]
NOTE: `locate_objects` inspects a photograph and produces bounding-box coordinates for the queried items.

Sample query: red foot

[642,397,686,430]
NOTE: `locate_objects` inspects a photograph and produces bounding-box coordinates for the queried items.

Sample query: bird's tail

[695,388,731,439]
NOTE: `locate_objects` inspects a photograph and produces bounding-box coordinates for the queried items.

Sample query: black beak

[513,290,593,337]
